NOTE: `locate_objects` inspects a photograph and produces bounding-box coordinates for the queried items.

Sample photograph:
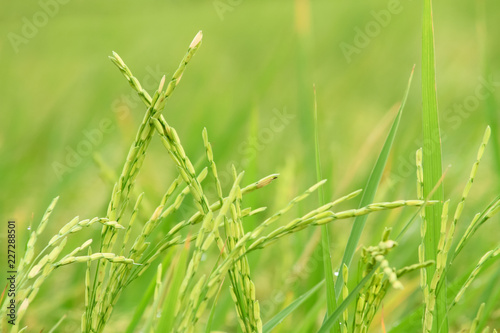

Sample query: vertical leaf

[262,280,324,333]
[334,68,415,298]
[156,244,190,332]
[313,86,337,331]
[422,0,446,331]
[319,265,379,333]
[125,249,175,333]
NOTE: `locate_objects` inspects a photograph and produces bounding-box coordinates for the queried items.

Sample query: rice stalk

[422,0,446,329]
[469,303,485,333]
[313,86,337,327]
[450,245,500,309]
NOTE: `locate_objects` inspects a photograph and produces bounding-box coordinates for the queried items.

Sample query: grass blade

[204,277,225,333]
[319,265,379,333]
[295,291,328,332]
[124,274,158,333]
[143,264,164,333]
[156,242,190,332]
[449,246,500,312]
[125,249,175,333]
[476,265,500,332]
[334,67,415,298]
[313,86,337,327]
[262,280,324,333]
[422,0,446,329]
[47,314,66,333]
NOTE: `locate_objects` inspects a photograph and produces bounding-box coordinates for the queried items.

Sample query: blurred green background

[1,0,499,331]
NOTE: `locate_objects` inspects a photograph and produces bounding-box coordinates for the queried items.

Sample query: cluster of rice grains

[417,127,500,333]
[1,32,455,333]
[337,228,433,333]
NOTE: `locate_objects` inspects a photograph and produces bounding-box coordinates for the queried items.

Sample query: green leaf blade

[313,86,337,329]
[262,280,324,333]
[319,265,379,333]
[334,67,415,298]
[422,0,447,331]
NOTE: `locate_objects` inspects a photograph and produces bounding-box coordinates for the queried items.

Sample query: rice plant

[0,31,435,333]
[2,0,500,331]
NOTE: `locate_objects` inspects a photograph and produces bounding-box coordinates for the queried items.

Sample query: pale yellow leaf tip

[176,73,184,85]
[484,125,491,141]
[19,299,29,313]
[158,75,166,92]
[190,31,203,49]
[152,205,163,220]
[256,174,279,189]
